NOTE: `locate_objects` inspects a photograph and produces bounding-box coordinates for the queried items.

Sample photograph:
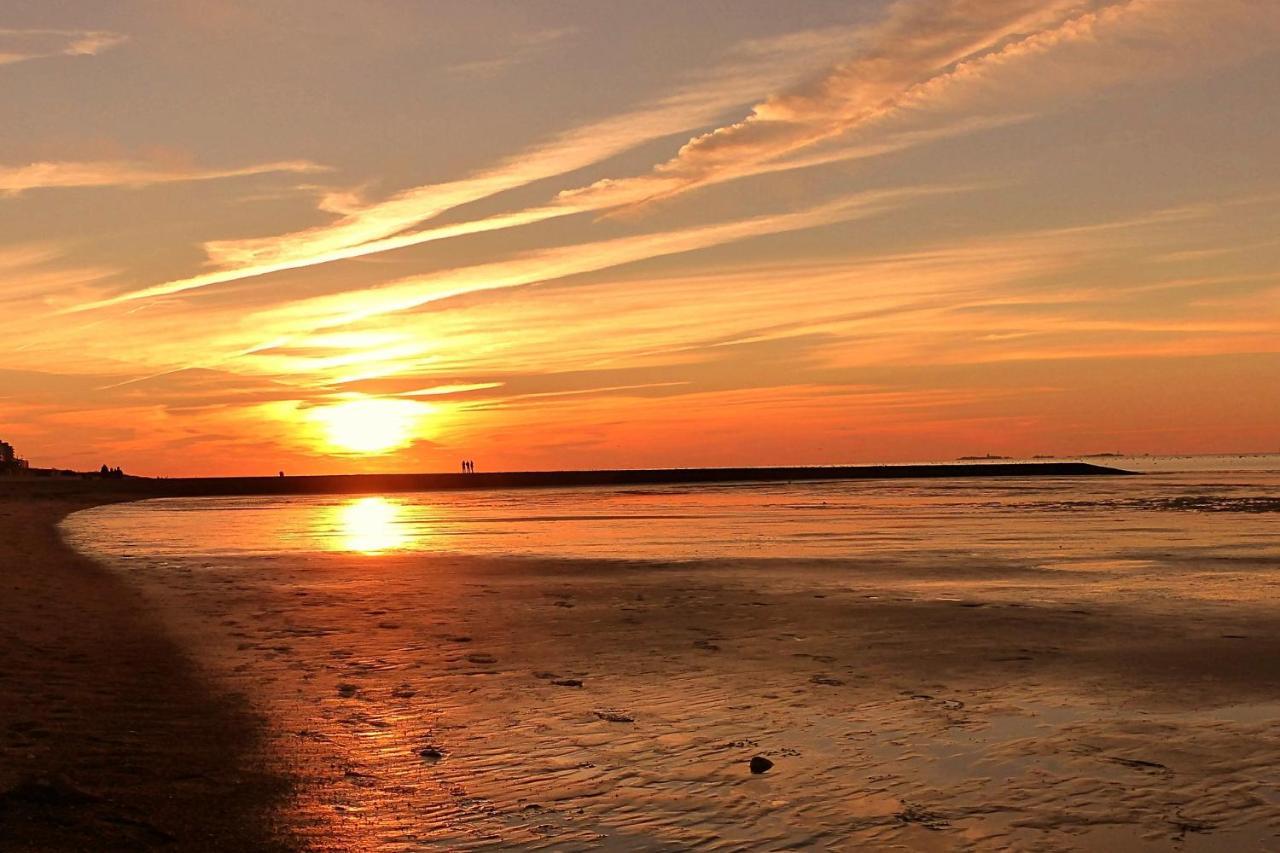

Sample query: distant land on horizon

[7,449,1279,487]
[1,461,1136,501]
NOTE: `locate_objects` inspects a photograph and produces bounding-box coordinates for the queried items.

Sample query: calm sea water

[62,455,1280,564]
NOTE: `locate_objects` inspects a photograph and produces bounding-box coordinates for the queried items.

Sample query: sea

[62,454,1280,565]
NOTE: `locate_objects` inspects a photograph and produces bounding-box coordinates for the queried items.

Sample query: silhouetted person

[279,471,285,478]
[100,464,109,476]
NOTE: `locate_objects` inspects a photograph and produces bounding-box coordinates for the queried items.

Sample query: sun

[311,397,430,455]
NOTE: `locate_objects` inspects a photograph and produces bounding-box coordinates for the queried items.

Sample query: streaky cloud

[0,27,127,66]
[248,185,963,335]
[69,24,868,310]
[561,0,1280,212]
[0,159,326,195]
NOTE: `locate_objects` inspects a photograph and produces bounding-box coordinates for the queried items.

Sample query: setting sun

[311,398,431,455]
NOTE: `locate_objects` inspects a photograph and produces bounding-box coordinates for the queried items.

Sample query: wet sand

[84,529,1280,849]
[0,489,293,851]
[7,477,1280,850]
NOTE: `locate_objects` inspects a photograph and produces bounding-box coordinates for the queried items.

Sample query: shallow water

[62,454,1280,564]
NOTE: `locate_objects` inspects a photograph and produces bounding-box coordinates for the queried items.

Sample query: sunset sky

[2,0,1278,476]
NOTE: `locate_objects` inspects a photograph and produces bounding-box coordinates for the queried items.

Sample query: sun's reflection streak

[335,497,411,554]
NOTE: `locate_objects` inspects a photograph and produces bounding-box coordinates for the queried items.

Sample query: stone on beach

[594,710,634,723]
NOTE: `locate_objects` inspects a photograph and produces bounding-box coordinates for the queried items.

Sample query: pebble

[594,710,634,723]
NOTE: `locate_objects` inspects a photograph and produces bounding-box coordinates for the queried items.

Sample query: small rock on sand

[418,747,445,762]
[749,756,774,774]
[551,679,583,688]
[594,710,634,723]
[336,683,358,698]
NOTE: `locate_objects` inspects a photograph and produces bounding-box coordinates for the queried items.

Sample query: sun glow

[311,397,431,454]
[335,497,408,554]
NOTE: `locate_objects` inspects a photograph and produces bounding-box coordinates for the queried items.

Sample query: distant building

[0,439,30,474]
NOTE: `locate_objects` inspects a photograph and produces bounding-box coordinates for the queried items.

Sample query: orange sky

[1,1,1278,476]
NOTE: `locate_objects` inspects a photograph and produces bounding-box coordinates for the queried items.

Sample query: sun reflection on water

[336,497,410,554]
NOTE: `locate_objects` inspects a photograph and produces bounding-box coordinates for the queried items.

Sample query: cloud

[0,159,326,195]
[75,0,1280,314]
[245,185,959,336]
[77,184,954,388]
[561,0,1280,211]
[70,24,868,309]
[447,26,579,78]
[0,243,119,311]
[0,28,127,66]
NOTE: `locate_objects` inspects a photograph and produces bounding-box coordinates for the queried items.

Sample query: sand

[4,481,1279,850]
[0,491,293,851]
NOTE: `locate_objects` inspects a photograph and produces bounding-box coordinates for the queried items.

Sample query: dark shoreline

[6,461,1132,500]
[0,493,295,851]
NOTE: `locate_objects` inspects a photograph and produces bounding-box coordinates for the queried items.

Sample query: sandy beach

[0,488,293,851]
[18,474,1277,851]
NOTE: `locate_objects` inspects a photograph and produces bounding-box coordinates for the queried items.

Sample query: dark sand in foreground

[5,477,1280,850]
[0,489,293,851]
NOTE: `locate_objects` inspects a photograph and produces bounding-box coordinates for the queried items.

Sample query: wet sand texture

[107,546,1280,850]
[6,471,1280,851]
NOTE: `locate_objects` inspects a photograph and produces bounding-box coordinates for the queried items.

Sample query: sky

[1,0,1278,476]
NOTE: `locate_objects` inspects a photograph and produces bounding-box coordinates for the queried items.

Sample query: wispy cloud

[244,185,959,337]
[0,243,118,308]
[70,0,1280,315]
[70,24,868,309]
[76,184,957,386]
[0,27,127,66]
[447,26,578,78]
[0,159,326,195]
[561,0,1280,212]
